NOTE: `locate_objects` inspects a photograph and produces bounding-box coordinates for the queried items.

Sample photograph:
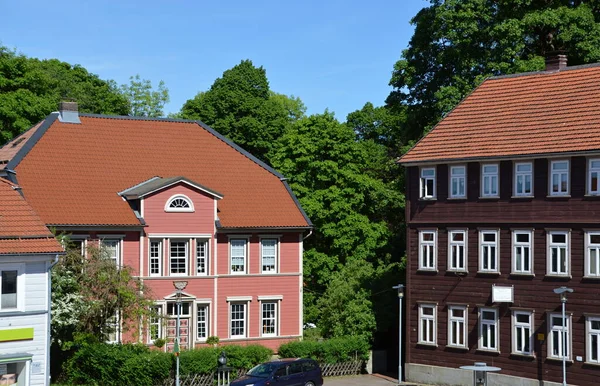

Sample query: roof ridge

[489,62,600,80]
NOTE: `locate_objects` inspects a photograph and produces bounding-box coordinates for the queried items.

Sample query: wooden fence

[320,360,363,377]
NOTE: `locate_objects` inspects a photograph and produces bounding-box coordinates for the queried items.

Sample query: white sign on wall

[492,285,514,303]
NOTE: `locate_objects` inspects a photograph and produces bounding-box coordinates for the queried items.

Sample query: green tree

[0,46,129,143]
[180,60,302,162]
[387,0,600,141]
[120,74,170,117]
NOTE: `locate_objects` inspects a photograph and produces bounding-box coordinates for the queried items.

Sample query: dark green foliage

[221,345,273,370]
[178,348,219,375]
[278,337,370,364]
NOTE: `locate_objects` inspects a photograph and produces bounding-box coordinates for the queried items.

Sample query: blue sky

[1,0,428,120]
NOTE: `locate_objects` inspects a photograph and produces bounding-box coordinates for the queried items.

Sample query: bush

[278,336,370,364]
[222,344,273,370]
[178,348,219,375]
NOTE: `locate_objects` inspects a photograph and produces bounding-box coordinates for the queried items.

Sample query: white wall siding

[24,262,47,312]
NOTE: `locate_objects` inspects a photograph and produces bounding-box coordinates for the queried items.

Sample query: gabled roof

[0,178,63,255]
[399,63,600,165]
[118,176,223,200]
[0,114,311,229]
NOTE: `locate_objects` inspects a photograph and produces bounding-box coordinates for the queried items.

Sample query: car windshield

[246,363,278,378]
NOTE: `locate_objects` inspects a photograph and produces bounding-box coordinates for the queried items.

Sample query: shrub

[222,344,273,370]
[278,336,370,364]
[178,347,219,375]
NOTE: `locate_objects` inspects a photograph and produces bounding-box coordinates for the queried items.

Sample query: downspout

[303,229,313,240]
[46,254,60,386]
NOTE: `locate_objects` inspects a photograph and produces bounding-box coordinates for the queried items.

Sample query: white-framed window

[164,194,194,212]
[261,302,278,337]
[514,162,533,196]
[550,160,570,196]
[547,231,569,276]
[230,303,247,338]
[106,311,121,344]
[170,239,189,275]
[548,312,571,360]
[512,230,533,274]
[230,239,248,274]
[450,165,466,198]
[479,230,499,273]
[420,167,436,199]
[585,232,600,278]
[196,304,209,340]
[261,238,278,273]
[67,237,88,256]
[148,305,163,343]
[479,308,498,351]
[589,159,600,195]
[587,316,600,364]
[101,239,121,267]
[481,164,499,197]
[0,265,23,311]
[418,304,436,345]
[418,230,437,271]
[448,230,467,272]
[448,305,467,348]
[512,310,533,355]
[196,239,209,276]
[149,239,162,276]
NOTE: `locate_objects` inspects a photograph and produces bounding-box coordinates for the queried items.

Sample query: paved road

[325,375,397,385]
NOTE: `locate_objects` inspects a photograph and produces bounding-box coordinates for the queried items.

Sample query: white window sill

[584,194,600,198]
[229,336,247,340]
[230,271,247,275]
[446,345,469,351]
[510,272,535,277]
[419,197,437,201]
[585,361,600,367]
[545,274,572,279]
[511,195,534,199]
[583,275,600,280]
[547,194,571,198]
[476,348,500,354]
[448,269,468,275]
[510,352,535,358]
[546,357,573,363]
[417,268,438,273]
[447,197,467,200]
[417,342,438,348]
[477,271,501,275]
[479,196,500,200]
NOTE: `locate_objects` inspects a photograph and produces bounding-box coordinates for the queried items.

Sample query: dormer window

[550,160,569,196]
[588,159,600,195]
[420,167,436,199]
[164,195,194,212]
[514,162,533,196]
[449,165,466,198]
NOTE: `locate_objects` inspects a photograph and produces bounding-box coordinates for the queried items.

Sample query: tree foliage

[51,240,156,349]
[387,0,600,141]
[0,46,129,143]
[120,74,170,117]
[179,60,304,162]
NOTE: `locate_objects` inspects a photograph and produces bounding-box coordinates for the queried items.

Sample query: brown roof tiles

[399,64,600,164]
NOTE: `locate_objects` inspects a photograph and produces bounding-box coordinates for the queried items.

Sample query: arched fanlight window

[165,195,194,212]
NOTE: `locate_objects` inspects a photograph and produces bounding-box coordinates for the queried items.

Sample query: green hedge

[278,336,370,364]
[63,343,273,385]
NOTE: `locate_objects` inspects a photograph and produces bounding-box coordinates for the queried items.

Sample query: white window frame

[229,302,248,338]
[260,238,278,274]
[448,305,467,348]
[106,310,121,344]
[164,194,195,212]
[512,230,533,275]
[0,264,24,312]
[418,304,437,345]
[169,239,189,276]
[196,239,209,276]
[149,239,163,277]
[449,165,466,198]
[548,312,572,360]
[481,164,499,197]
[587,316,600,364]
[148,305,163,343]
[230,238,248,274]
[260,301,278,337]
[585,231,600,278]
[479,308,499,351]
[588,159,600,195]
[550,160,570,196]
[420,167,436,199]
[418,230,437,271]
[448,230,467,272]
[196,303,209,341]
[512,310,533,356]
[101,238,122,267]
[479,230,499,273]
[547,231,570,276]
[514,162,533,197]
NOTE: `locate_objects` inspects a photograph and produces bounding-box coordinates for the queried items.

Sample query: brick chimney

[58,101,81,123]
[545,54,567,72]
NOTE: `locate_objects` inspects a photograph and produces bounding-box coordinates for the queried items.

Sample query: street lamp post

[393,284,405,384]
[173,281,188,386]
[553,286,574,386]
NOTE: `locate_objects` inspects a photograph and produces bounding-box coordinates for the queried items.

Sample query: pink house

[0,102,312,352]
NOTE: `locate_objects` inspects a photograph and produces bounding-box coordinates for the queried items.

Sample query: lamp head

[393,284,405,299]
[553,286,573,302]
[218,351,227,367]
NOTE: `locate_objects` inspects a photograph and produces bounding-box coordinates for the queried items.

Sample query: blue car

[230,358,323,386]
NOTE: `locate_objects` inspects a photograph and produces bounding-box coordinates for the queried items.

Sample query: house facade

[399,57,600,385]
[0,105,311,352]
[0,178,64,386]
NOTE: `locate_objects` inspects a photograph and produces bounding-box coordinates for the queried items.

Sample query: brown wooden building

[399,56,600,386]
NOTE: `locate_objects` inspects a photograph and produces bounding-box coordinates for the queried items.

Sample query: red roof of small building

[0,178,63,254]
[399,63,600,164]
[0,115,311,229]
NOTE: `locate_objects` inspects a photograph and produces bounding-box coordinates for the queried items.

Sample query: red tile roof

[399,63,600,164]
[0,178,63,255]
[0,115,310,228]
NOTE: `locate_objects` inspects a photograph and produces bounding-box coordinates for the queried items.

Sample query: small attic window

[165,195,194,212]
